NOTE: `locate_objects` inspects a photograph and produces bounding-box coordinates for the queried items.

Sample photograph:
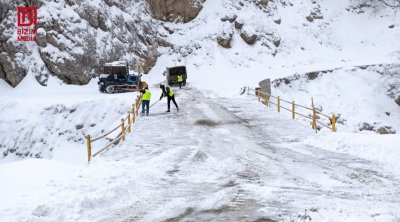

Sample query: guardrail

[85,95,143,163]
[248,87,337,132]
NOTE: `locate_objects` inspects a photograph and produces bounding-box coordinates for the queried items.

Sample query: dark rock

[164,26,174,34]
[274,19,281,25]
[240,31,257,45]
[157,38,173,47]
[395,95,400,107]
[273,38,281,47]
[35,28,47,47]
[0,52,27,87]
[75,124,84,130]
[306,72,319,80]
[389,24,395,29]
[306,15,314,22]
[147,0,205,23]
[377,126,396,134]
[221,15,237,23]
[359,123,374,131]
[235,20,244,29]
[217,33,233,48]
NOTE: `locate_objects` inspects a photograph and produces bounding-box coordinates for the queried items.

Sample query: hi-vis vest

[177,75,183,82]
[143,89,151,101]
[164,86,174,97]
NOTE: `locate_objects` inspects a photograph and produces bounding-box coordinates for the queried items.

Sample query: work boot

[166,110,170,112]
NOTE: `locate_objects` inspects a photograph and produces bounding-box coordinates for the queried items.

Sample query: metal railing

[248,87,337,132]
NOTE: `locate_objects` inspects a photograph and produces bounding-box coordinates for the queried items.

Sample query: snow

[1,0,400,221]
[303,132,400,175]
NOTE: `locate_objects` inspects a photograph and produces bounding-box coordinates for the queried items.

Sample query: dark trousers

[141,100,150,115]
[167,95,179,110]
[178,82,182,89]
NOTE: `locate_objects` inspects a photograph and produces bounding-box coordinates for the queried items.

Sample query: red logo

[17,6,37,27]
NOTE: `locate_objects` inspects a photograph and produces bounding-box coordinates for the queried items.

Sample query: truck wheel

[105,85,115,93]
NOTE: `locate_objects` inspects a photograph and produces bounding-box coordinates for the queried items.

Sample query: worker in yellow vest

[140,86,151,116]
[177,74,183,89]
[159,84,179,112]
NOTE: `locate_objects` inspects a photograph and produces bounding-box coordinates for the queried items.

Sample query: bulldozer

[98,61,147,93]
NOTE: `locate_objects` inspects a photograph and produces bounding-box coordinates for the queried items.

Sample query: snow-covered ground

[1,87,400,221]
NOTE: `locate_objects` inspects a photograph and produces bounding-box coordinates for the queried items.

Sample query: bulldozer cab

[166,66,187,86]
[127,74,139,84]
[104,61,129,75]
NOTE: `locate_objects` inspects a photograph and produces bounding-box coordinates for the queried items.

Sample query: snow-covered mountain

[2,0,399,87]
[1,1,400,221]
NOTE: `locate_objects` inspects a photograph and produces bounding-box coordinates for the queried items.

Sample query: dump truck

[165,66,187,86]
[98,61,146,93]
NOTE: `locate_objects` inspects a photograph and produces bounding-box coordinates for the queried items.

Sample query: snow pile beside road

[271,64,400,133]
[0,75,139,162]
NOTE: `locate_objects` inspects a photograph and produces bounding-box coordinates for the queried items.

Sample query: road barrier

[248,87,337,133]
[85,95,143,163]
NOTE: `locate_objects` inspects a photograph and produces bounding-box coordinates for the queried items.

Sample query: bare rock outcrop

[0,0,158,87]
[147,0,206,23]
[0,0,29,87]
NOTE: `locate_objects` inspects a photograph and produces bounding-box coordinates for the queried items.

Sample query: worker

[140,86,151,116]
[160,84,179,112]
[177,74,184,89]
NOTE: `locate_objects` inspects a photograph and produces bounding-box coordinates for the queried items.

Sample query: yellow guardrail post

[128,112,131,133]
[257,94,260,102]
[121,118,125,142]
[86,135,91,163]
[332,113,336,132]
[132,104,136,124]
[277,96,280,113]
[266,95,270,107]
[292,101,295,119]
[135,96,140,116]
[312,108,317,130]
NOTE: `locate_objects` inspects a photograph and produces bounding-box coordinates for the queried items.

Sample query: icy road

[101,88,400,222]
[1,87,400,222]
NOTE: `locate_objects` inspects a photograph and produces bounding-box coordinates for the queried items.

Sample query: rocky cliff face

[146,0,205,23]
[0,0,160,87]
